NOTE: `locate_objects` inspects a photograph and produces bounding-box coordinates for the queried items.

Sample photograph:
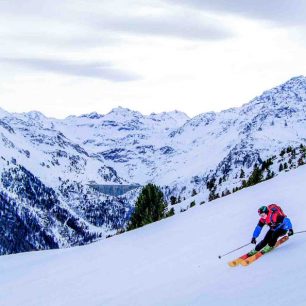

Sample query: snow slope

[0,165,305,306]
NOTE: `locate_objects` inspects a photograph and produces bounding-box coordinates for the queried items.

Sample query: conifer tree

[170,195,177,205]
[266,170,275,180]
[280,149,286,157]
[246,164,263,186]
[190,200,196,208]
[298,157,304,166]
[127,184,167,230]
[279,163,284,172]
[166,207,175,217]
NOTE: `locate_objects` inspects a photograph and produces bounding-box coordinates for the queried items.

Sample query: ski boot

[247,249,257,256]
[261,245,274,254]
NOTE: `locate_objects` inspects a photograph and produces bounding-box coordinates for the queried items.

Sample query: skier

[248,204,293,255]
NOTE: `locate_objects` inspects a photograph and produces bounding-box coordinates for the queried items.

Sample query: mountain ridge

[0,75,306,254]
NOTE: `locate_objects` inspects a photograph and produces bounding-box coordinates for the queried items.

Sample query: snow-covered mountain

[0,75,306,254]
[1,163,305,306]
[55,76,306,190]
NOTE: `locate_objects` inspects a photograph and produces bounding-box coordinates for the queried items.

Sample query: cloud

[1,58,140,82]
[89,13,232,41]
[0,0,232,43]
[2,33,119,51]
[164,0,306,26]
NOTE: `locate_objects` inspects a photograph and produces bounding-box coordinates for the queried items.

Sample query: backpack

[267,204,286,218]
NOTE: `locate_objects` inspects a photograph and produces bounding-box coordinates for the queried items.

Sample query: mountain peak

[242,75,306,111]
[80,112,104,119]
[109,106,138,113]
[280,75,306,91]
[106,106,143,118]
[285,75,306,83]
[148,110,189,124]
[0,107,9,118]
[23,111,47,120]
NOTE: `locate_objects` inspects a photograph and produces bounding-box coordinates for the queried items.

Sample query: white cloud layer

[0,0,305,118]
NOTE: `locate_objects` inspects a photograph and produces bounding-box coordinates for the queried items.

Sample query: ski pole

[218,242,251,259]
[294,230,306,235]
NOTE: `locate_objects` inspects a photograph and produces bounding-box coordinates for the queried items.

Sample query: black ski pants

[255,228,287,251]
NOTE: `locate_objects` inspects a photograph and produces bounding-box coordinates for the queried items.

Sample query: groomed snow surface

[1,166,306,306]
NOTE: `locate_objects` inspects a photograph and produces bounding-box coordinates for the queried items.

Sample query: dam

[89,183,141,196]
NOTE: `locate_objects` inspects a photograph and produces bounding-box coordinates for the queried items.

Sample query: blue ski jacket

[253,217,293,239]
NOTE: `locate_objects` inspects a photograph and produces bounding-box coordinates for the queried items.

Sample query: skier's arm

[252,221,265,239]
[282,217,293,230]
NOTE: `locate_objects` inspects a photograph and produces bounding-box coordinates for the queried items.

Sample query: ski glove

[288,229,294,236]
[251,237,257,244]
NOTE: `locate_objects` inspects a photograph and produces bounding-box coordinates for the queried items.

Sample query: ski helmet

[258,206,268,215]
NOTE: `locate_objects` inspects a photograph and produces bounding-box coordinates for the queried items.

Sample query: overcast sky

[0,0,306,118]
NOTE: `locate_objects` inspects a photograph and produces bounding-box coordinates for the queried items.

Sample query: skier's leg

[255,230,273,251]
[268,228,287,247]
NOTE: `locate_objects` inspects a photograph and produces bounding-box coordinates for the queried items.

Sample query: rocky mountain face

[0,75,306,254]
